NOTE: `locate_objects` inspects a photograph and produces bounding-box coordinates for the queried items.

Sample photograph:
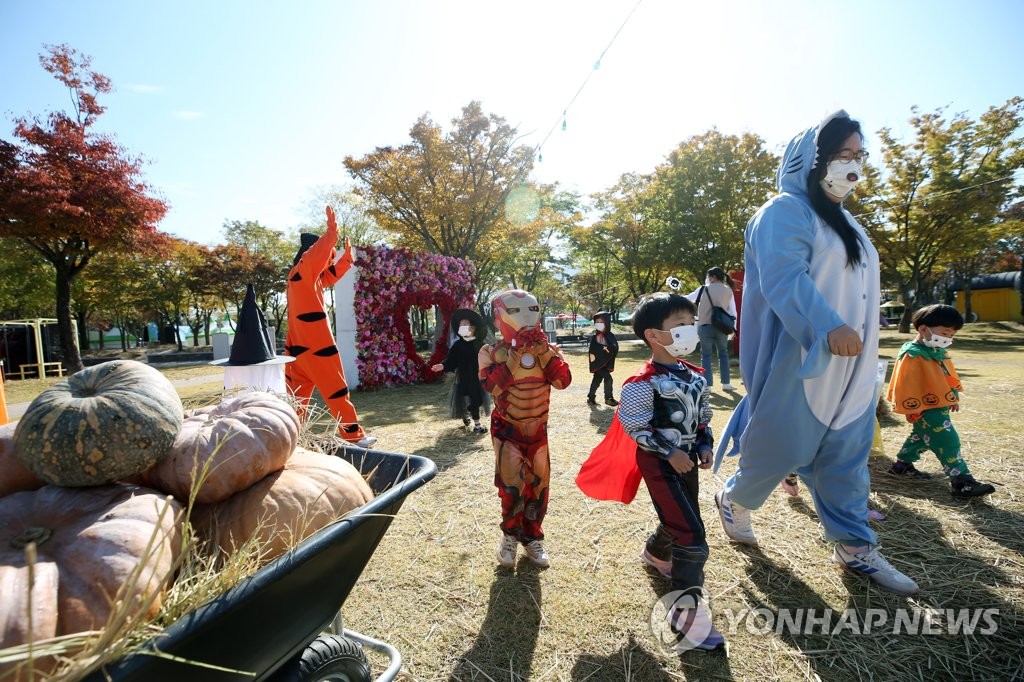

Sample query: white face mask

[595,322,605,332]
[820,159,863,199]
[458,325,474,340]
[658,324,699,357]
[922,329,953,349]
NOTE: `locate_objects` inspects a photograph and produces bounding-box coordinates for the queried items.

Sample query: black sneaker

[950,475,996,498]
[586,397,598,406]
[605,397,619,406]
[889,461,931,479]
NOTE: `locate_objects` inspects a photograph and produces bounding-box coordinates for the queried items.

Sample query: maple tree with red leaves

[0,44,168,373]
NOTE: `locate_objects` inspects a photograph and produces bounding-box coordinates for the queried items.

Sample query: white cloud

[173,110,204,120]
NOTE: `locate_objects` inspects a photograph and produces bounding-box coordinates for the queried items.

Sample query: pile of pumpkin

[0,360,373,677]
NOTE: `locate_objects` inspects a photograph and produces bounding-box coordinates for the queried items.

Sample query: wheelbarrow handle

[343,628,402,682]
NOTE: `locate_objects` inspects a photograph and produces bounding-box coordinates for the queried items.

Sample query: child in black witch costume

[431,308,492,434]
[587,311,619,406]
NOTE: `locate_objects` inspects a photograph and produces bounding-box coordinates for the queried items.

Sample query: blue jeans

[697,324,730,386]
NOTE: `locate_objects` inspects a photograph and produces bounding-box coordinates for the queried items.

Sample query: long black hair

[707,267,736,291]
[807,115,864,267]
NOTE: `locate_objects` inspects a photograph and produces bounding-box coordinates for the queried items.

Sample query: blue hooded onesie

[715,110,880,546]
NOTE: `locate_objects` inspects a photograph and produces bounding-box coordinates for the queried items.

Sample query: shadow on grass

[448,560,543,681]
[734,493,1024,681]
[570,632,697,681]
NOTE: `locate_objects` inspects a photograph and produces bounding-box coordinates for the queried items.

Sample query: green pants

[896,407,971,477]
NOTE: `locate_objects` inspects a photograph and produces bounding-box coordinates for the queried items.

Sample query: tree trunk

[54,267,84,374]
[76,309,90,351]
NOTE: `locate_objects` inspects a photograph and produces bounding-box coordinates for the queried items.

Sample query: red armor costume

[285,207,369,445]
[479,289,571,566]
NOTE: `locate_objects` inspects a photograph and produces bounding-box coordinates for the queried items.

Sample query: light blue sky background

[2,0,1022,245]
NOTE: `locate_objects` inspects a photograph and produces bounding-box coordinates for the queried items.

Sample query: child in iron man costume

[479,289,571,568]
[285,206,375,448]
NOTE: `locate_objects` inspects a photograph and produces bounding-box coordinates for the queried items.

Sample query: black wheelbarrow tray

[84,448,437,682]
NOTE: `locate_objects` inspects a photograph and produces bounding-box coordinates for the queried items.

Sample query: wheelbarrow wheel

[275,634,371,682]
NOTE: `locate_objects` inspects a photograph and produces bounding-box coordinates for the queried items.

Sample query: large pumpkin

[0,485,183,651]
[14,360,184,486]
[142,393,300,504]
[0,423,44,498]
[194,447,373,564]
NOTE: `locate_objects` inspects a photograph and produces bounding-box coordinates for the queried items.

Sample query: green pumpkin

[14,360,184,486]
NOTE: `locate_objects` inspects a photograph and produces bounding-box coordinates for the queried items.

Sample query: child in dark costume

[431,309,491,434]
[587,310,619,406]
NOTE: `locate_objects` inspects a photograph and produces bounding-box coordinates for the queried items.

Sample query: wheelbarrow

[83,447,437,682]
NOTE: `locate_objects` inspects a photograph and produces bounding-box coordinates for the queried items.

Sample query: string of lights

[534,0,644,163]
[851,169,1024,221]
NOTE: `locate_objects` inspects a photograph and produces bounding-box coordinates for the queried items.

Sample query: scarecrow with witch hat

[211,283,294,393]
[430,308,492,434]
[285,206,375,448]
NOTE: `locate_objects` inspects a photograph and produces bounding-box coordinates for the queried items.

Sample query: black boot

[950,474,995,498]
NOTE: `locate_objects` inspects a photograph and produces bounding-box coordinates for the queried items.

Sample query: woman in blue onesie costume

[713,111,919,596]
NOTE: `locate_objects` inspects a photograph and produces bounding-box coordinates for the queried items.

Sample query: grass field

[4,324,1022,681]
[335,323,1023,681]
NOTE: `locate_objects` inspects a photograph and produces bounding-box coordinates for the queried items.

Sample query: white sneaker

[670,603,727,652]
[497,534,518,568]
[721,383,737,391]
[640,548,672,579]
[832,544,919,595]
[715,490,757,545]
[523,539,550,567]
[353,435,377,448]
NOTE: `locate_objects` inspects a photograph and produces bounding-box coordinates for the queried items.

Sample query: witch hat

[450,308,485,335]
[211,284,294,366]
[293,232,320,266]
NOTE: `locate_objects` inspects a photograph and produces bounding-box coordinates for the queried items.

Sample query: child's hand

[430,363,444,372]
[668,449,694,474]
[698,447,713,469]
[950,403,960,412]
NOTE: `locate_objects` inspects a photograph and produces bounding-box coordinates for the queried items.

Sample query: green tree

[0,45,167,372]
[299,185,392,246]
[856,98,1024,331]
[650,129,778,282]
[344,101,534,280]
[571,172,674,301]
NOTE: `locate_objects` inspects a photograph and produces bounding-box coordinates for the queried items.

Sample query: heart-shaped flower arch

[353,245,476,390]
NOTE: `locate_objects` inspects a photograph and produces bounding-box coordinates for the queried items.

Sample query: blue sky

[2,0,1022,245]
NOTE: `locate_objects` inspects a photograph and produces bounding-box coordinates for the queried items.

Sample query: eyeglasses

[834,149,870,163]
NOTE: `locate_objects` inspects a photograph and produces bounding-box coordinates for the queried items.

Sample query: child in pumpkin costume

[285,206,375,448]
[430,308,492,434]
[886,304,994,497]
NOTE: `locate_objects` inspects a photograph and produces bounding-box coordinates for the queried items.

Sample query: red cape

[575,359,701,504]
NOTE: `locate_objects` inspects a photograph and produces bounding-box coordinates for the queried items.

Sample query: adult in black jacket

[587,311,619,406]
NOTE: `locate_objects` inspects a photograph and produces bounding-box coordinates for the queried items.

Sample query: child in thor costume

[479,289,571,568]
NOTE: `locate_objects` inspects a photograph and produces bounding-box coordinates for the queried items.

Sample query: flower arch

[353,245,476,389]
